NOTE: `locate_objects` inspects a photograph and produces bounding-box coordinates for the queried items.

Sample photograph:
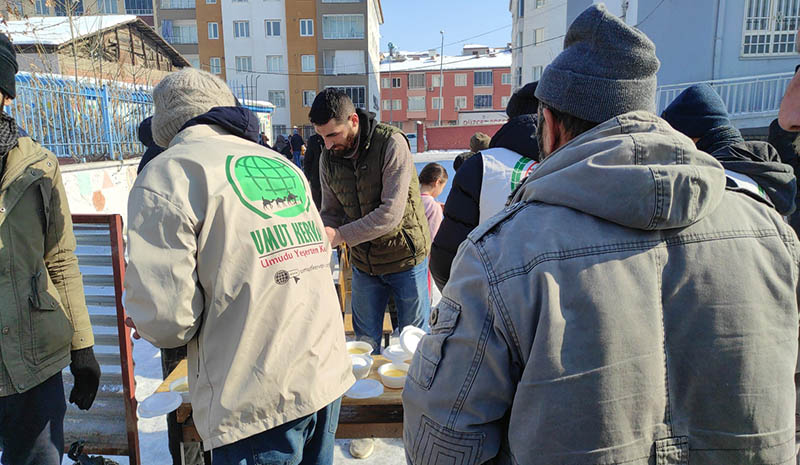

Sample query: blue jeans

[211,398,341,465]
[0,372,65,465]
[293,150,302,168]
[351,259,431,352]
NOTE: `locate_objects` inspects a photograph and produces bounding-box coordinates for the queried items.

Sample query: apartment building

[511,0,800,131]
[156,0,199,68]
[379,46,512,133]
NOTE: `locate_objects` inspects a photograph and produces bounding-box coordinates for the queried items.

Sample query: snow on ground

[413,150,464,163]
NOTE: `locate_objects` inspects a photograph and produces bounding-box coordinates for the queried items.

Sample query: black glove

[69,347,101,410]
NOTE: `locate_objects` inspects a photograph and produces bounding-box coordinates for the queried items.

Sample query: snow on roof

[1,15,138,46]
[380,50,511,73]
[462,44,487,49]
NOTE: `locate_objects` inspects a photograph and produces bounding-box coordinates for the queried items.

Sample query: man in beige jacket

[125,69,354,463]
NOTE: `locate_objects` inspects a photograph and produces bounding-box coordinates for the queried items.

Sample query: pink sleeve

[422,195,444,242]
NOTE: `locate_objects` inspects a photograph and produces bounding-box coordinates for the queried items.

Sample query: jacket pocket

[408,297,460,390]
[38,181,51,236]
[401,229,418,257]
[29,270,73,365]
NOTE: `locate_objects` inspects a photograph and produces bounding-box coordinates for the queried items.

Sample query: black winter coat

[303,134,323,210]
[429,115,539,290]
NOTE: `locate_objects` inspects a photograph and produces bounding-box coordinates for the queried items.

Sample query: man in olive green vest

[311,88,431,356]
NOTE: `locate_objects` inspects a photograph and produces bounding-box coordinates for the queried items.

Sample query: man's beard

[332,130,358,157]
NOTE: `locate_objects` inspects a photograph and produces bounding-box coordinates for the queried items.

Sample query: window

[408,96,425,111]
[408,73,425,89]
[432,97,443,110]
[742,0,800,56]
[322,14,364,39]
[534,28,544,45]
[392,77,401,88]
[206,0,215,4]
[99,0,118,14]
[266,55,282,73]
[35,0,48,14]
[265,20,280,37]
[474,94,493,109]
[517,31,523,48]
[301,54,316,72]
[300,19,314,36]
[518,0,524,17]
[190,57,200,68]
[322,0,362,2]
[303,90,316,107]
[455,73,467,86]
[535,0,545,7]
[515,67,522,86]
[54,0,83,15]
[432,74,442,88]
[532,65,543,81]
[392,99,401,110]
[273,125,287,141]
[383,99,392,111]
[454,96,467,110]
[502,73,512,85]
[329,86,366,108]
[234,21,250,38]
[474,71,493,87]
[501,96,510,108]
[383,99,402,110]
[125,0,152,14]
[163,21,197,44]
[160,0,193,8]
[210,57,222,74]
[208,22,219,39]
[382,77,391,88]
[268,90,286,108]
[323,50,364,74]
[235,56,252,72]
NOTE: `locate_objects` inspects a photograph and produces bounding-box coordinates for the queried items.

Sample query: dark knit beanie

[661,84,731,138]
[0,34,17,99]
[506,81,539,118]
[535,3,660,123]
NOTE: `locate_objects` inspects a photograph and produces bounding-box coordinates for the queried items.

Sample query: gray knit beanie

[535,3,660,123]
[151,68,236,147]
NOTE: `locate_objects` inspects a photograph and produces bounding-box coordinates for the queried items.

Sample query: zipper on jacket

[28,270,41,308]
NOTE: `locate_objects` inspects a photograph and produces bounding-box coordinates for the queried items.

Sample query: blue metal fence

[7,73,153,161]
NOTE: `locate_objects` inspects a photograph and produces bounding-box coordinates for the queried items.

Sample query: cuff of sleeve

[338,224,360,247]
[71,327,95,351]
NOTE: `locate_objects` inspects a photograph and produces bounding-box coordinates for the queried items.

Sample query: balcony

[656,72,794,129]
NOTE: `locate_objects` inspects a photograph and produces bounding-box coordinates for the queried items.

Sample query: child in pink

[418,163,449,242]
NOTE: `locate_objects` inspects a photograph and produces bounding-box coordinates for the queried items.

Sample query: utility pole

[388,42,394,126]
[438,30,444,126]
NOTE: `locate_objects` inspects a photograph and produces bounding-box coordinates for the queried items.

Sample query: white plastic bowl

[350,354,374,380]
[378,362,409,389]
[382,344,412,364]
[346,341,373,356]
[169,376,190,402]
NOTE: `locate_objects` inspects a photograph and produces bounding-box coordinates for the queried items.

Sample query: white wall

[367,0,382,119]
[510,0,567,91]
[61,159,140,227]
[221,0,290,130]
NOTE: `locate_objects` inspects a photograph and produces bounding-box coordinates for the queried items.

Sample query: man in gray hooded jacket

[402,5,800,465]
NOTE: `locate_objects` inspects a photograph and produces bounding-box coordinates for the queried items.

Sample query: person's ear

[542,107,562,154]
[350,112,359,130]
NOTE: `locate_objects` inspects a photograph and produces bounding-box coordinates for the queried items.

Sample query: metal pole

[438,30,444,126]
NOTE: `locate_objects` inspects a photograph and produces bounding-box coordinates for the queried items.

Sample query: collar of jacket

[1,137,47,192]
[511,111,728,231]
[355,108,378,154]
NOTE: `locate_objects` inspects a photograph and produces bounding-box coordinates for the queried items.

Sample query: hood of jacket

[711,140,797,215]
[351,108,379,158]
[489,114,539,160]
[138,116,156,147]
[179,106,261,145]
[511,111,727,230]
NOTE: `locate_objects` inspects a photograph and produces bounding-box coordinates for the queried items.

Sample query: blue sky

[379,0,513,56]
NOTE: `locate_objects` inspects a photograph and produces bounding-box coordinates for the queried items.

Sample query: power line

[635,0,667,27]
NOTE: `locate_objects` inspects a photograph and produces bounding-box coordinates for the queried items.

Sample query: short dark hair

[419,162,448,186]
[539,102,599,140]
[309,88,356,125]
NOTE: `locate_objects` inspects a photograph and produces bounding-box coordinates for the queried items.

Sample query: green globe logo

[226,155,309,219]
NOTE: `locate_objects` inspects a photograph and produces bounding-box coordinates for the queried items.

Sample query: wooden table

[156,356,404,441]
